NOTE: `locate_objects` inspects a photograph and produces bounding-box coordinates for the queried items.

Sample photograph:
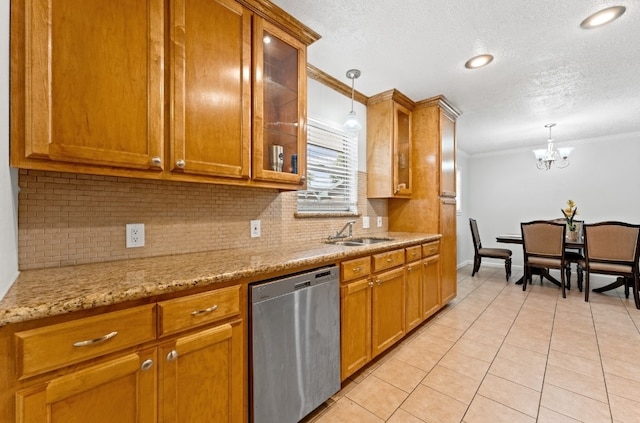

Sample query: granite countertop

[0,232,440,327]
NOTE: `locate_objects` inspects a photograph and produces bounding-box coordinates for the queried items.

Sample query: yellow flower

[561,200,578,231]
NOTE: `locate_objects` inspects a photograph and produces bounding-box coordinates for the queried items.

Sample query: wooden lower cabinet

[159,320,244,423]
[371,267,406,357]
[340,278,372,380]
[10,285,245,423]
[16,348,158,423]
[340,253,406,380]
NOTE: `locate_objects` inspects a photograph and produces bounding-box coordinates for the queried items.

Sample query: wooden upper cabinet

[367,90,414,198]
[252,18,308,187]
[170,0,251,179]
[22,0,165,170]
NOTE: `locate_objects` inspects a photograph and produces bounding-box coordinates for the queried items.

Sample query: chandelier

[533,123,573,170]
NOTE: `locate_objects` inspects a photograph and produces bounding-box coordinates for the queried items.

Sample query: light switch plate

[377,217,383,227]
[362,216,370,229]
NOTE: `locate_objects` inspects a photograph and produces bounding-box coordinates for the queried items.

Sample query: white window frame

[297,117,358,213]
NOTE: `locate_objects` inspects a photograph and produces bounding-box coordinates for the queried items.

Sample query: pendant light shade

[344,69,361,131]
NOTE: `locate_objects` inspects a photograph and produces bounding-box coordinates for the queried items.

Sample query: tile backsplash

[18,169,387,270]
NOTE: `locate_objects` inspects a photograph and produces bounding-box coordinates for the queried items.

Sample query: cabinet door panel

[340,279,371,380]
[371,267,405,357]
[405,263,422,332]
[422,256,441,319]
[25,0,164,170]
[159,320,244,423]
[253,18,307,186]
[171,0,251,178]
[440,111,456,197]
[16,349,157,423]
[440,199,457,303]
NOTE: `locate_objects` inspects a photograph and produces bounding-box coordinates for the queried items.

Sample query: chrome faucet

[330,220,356,240]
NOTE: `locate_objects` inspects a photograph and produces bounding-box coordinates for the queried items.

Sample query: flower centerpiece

[561,199,579,240]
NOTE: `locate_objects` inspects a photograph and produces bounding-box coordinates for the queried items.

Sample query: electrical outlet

[251,220,261,238]
[377,216,383,227]
[362,216,370,229]
[126,223,145,248]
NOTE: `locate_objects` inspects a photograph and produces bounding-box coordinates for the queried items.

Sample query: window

[297,117,358,213]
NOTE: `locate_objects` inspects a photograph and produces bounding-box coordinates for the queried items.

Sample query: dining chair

[581,221,640,308]
[552,218,585,292]
[521,220,567,297]
[469,218,512,281]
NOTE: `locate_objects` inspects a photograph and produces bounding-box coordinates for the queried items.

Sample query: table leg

[592,277,628,296]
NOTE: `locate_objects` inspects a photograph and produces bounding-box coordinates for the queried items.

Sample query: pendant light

[343,69,361,132]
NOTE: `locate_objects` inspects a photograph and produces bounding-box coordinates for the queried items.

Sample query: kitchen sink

[326,237,394,246]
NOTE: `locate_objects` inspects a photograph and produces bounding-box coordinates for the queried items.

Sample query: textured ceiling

[271,0,640,155]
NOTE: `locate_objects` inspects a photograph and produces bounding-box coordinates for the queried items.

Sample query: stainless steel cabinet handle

[151,156,162,165]
[176,159,186,168]
[141,359,154,371]
[166,350,178,361]
[190,304,218,316]
[72,331,118,347]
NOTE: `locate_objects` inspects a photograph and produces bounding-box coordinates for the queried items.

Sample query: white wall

[461,131,640,268]
[456,151,472,266]
[0,1,20,299]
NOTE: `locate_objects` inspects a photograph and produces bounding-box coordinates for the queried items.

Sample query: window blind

[297,117,358,212]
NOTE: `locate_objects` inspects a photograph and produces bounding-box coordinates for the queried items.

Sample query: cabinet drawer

[423,241,440,257]
[372,249,405,272]
[158,285,240,337]
[341,256,371,282]
[405,245,422,263]
[15,304,156,379]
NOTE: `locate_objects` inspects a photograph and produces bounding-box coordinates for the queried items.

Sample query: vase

[567,230,578,242]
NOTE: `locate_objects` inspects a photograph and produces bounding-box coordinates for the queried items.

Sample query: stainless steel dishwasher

[250,266,340,423]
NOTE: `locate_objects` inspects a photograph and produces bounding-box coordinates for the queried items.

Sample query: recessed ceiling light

[464,54,494,69]
[580,6,626,29]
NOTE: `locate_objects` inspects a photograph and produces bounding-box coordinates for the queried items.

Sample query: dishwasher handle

[294,280,311,290]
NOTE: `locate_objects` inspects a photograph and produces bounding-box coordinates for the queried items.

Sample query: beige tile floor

[303,264,640,423]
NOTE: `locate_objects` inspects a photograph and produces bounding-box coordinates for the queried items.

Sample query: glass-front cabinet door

[253,18,307,187]
[394,103,412,196]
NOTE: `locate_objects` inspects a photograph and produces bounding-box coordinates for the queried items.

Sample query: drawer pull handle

[141,359,154,371]
[353,266,362,272]
[72,331,118,347]
[151,156,162,166]
[176,159,186,168]
[387,258,393,263]
[190,304,219,316]
[407,266,413,272]
[412,252,418,256]
[166,350,178,361]
[368,280,374,287]
[376,278,382,285]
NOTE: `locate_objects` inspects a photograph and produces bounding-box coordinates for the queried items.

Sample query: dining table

[496,234,629,294]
